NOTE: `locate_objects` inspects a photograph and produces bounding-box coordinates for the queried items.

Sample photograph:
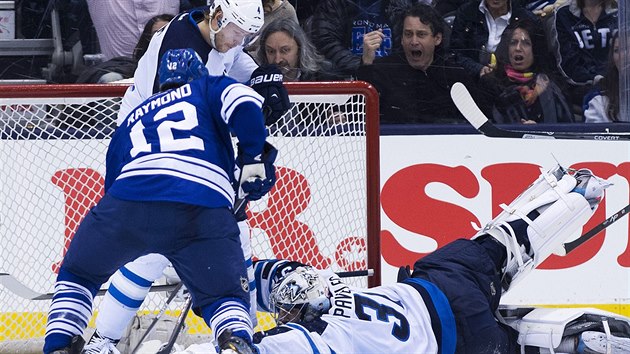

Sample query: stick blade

[450,82,488,129]
[0,273,51,300]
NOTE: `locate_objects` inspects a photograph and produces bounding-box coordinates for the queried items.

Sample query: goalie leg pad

[474,166,570,238]
[502,192,592,291]
[479,172,597,291]
[502,308,630,353]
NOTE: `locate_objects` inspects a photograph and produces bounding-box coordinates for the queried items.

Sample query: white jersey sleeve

[206,46,258,83]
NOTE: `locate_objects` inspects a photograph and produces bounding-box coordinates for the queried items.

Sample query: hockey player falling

[169,165,628,354]
[43,48,276,354]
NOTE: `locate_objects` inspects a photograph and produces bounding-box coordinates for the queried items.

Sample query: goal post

[0,81,380,352]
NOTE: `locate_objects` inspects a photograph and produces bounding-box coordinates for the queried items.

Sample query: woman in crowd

[583,30,621,123]
[480,19,574,124]
[76,14,175,83]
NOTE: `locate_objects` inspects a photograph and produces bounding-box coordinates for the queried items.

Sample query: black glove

[236,141,278,201]
[250,65,290,125]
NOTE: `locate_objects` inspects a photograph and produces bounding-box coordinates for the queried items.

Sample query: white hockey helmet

[270,266,331,324]
[208,0,264,34]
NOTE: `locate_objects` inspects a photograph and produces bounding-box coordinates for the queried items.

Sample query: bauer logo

[250,73,283,85]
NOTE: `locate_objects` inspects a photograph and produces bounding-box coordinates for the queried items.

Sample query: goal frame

[0,80,382,286]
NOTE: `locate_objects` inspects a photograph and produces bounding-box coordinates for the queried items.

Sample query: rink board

[380,134,630,310]
[2,133,630,341]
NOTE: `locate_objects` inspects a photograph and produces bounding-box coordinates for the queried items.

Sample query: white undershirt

[479,0,512,53]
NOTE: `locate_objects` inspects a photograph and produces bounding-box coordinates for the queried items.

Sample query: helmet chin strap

[208,26,218,49]
[207,10,224,49]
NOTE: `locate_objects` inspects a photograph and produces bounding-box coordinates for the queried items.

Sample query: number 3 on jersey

[129,101,204,157]
[354,294,410,341]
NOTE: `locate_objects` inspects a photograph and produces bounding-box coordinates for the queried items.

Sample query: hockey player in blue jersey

[43,49,274,354]
[84,1,291,351]
[244,167,626,354]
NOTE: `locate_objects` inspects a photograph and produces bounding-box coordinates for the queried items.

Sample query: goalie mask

[207,0,264,49]
[270,266,331,324]
[158,48,209,91]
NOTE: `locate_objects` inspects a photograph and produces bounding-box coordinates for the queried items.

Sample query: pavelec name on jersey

[125,84,193,127]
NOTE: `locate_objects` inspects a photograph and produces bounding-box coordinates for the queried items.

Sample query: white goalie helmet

[270,266,331,324]
[208,0,264,34]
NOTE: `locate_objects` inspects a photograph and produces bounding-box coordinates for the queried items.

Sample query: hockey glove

[236,141,278,201]
[250,65,290,125]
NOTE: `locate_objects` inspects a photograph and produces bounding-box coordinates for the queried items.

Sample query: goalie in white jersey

[243,166,625,354]
[43,49,274,354]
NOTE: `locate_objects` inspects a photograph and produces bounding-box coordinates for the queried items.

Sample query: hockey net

[0,81,380,352]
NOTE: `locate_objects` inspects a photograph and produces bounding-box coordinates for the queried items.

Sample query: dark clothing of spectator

[310,0,416,77]
[551,2,617,85]
[449,0,539,80]
[433,0,468,16]
[356,52,474,124]
[434,0,536,15]
[480,72,574,123]
[75,57,137,83]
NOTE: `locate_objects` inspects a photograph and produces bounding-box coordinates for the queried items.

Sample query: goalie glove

[249,65,290,125]
[236,141,278,201]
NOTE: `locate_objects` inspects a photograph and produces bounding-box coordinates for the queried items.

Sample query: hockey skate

[578,331,630,353]
[217,330,255,354]
[50,335,85,354]
[475,166,610,291]
[82,331,120,354]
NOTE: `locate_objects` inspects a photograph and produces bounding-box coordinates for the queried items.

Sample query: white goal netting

[0,82,380,353]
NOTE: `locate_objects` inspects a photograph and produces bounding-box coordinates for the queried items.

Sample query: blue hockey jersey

[106,75,264,208]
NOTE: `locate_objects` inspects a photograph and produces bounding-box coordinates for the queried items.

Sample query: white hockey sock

[96,267,153,340]
[238,220,258,327]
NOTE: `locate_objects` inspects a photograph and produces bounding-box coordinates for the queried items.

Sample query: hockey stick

[337,269,374,277]
[0,273,180,301]
[450,82,630,141]
[130,282,185,354]
[563,204,630,254]
[156,295,193,354]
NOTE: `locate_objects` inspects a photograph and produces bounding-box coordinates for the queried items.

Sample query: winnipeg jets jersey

[106,75,264,208]
[117,9,259,126]
[253,260,440,354]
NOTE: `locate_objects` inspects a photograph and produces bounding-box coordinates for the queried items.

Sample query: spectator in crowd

[309,0,426,78]
[86,0,180,61]
[551,0,617,106]
[256,18,349,127]
[479,19,574,123]
[583,30,622,123]
[449,0,539,81]
[255,18,340,81]
[76,14,174,83]
[357,3,482,124]
[246,0,298,56]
